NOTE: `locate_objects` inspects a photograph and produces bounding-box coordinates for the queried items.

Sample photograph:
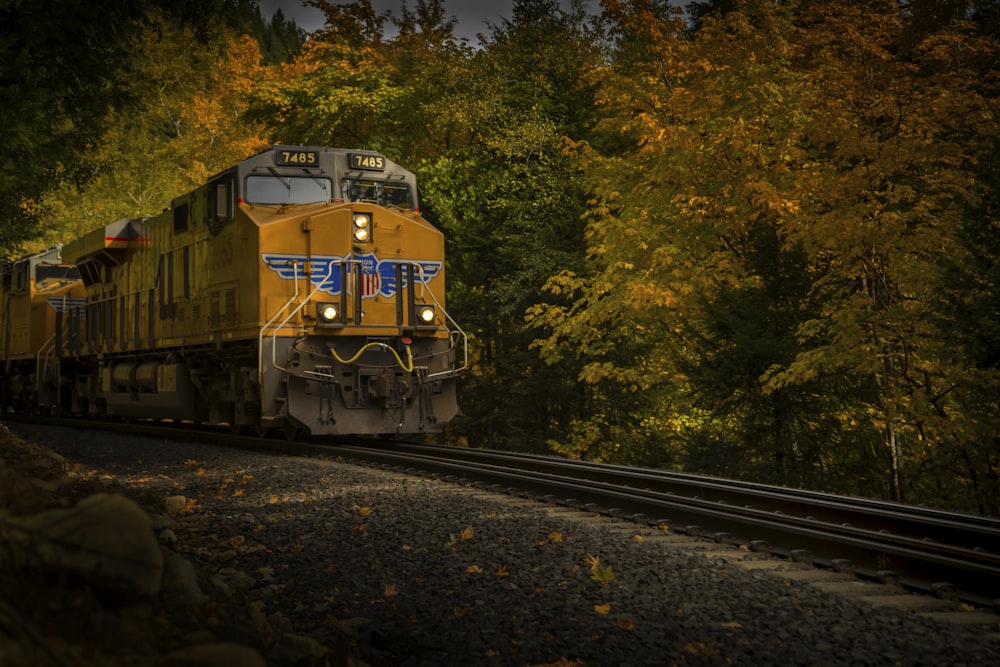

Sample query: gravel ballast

[7,422,1000,666]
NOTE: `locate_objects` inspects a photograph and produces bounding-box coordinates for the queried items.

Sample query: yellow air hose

[330,341,414,373]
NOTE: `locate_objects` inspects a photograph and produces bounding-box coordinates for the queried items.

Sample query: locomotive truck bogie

[0,146,466,436]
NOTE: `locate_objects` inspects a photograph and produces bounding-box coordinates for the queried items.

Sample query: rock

[9,492,164,597]
[268,632,330,666]
[165,642,266,666]
[161,548,207,604]
[165,495,189,515]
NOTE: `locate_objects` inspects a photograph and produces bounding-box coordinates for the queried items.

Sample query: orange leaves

[446,526,475,549]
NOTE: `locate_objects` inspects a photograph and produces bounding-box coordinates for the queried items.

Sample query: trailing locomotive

[0,145,466,437]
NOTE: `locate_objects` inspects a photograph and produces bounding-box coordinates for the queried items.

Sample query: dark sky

[259,1,597,42]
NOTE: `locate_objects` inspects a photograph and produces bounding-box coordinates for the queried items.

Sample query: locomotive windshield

[246,175,332,205]
[342,179,413,209]
[35,262,81,289]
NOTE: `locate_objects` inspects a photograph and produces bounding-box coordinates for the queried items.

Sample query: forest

[2,0,998,515]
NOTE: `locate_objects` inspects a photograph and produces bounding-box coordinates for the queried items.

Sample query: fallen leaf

[548,532,563,543]
[465,565,484,574]
[632,534,644,542]
[616,616,637,631]
[384,583,398,597]
[685,642,716,656]
[460,527,474,540]
[358,506,372,517]
[594,603,611,615]
[496,564,509,577]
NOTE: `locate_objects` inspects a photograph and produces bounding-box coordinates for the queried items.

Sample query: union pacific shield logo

[355,254,381,298]
[262,253,442,299]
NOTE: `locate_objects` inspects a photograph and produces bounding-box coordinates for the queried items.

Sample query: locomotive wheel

[282,421,302,442]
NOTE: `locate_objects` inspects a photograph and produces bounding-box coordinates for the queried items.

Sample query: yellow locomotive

[0,145,466,437]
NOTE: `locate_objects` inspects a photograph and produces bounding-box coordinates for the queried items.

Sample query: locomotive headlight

[417,305,436,325]
[353,213,372,243]
[317,303,340,324]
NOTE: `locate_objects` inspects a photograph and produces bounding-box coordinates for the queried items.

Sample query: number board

[275,150,318,166]
[349,153,385,171]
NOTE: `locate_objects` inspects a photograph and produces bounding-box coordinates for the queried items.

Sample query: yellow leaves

[632,534,645,543]
[357,506,372,517]
[594,603,612,615]
[383,583,398,598]
[586,553,616,586]
[548,532,563,543]
[465,565,484,574]
[495,564,510,577]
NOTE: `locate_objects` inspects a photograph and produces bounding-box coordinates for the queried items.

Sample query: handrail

[257,259,300,383]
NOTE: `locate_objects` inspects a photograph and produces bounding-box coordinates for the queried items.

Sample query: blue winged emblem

[375,258,443,298]
[262,253,441,299]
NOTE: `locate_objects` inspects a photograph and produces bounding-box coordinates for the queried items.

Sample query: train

[0,145,466,438]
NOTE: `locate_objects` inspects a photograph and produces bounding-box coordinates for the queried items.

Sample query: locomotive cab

[0,246,85,412]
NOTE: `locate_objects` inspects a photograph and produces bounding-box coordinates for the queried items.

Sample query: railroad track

[9,416,1000,612]
[333,441,1000,612]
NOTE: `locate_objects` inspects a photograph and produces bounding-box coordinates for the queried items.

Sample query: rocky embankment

[0,423,363,666]
[4,421,1000,667]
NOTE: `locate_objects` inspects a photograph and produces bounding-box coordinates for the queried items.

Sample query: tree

[420,0,600,452]
[0,0,148,255]
[35,8,272,247]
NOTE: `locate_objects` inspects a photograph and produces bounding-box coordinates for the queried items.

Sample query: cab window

[246,175,332,205]
[341,179,413,209]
